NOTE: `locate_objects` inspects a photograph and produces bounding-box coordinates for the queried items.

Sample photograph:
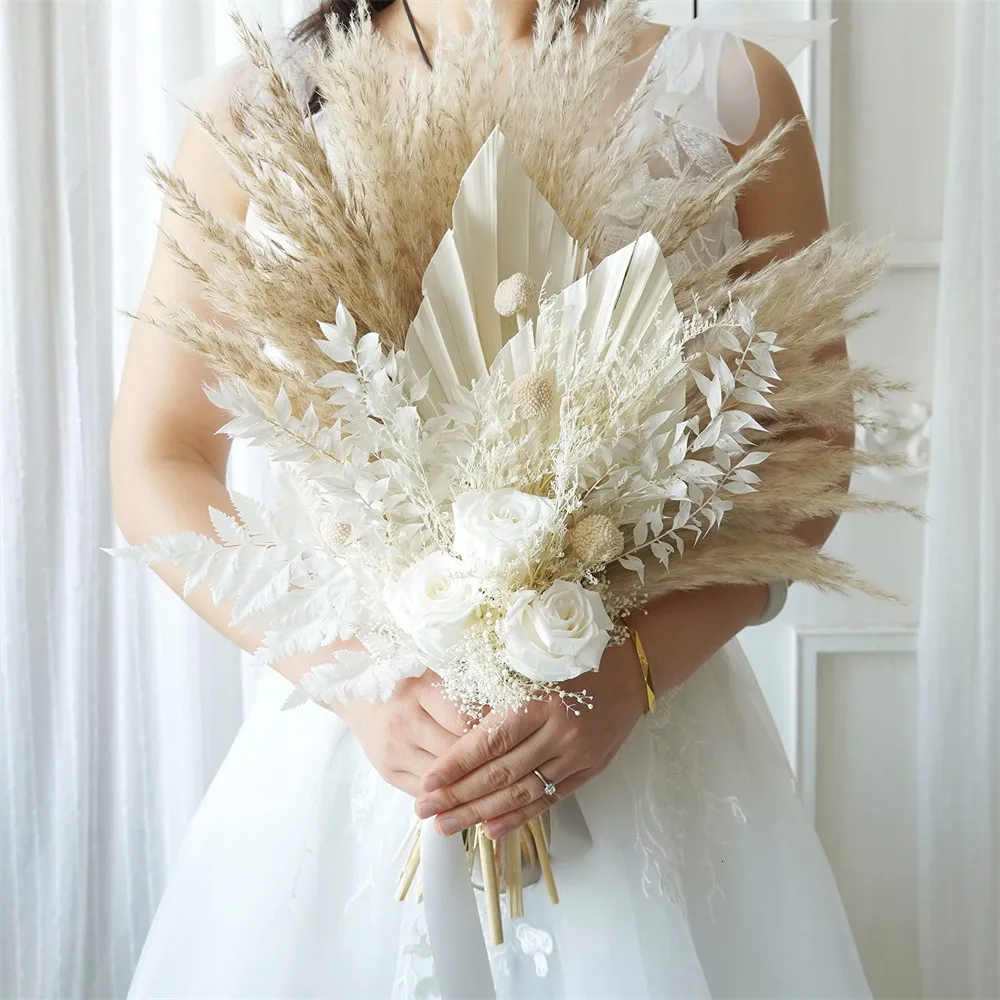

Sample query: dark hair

[290,2,395,114]
[291,2,395,46]
[290,1,604,113]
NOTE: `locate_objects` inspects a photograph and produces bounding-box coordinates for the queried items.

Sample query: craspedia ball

[569,514,624,566]
[510,373,554,421]
[320,515,352,547]
[493,272,539,318]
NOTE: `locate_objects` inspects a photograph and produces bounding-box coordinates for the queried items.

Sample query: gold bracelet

[628,626,656,715]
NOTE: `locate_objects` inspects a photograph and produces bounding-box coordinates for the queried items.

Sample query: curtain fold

[916,1,999,997]
[0,2,310,997]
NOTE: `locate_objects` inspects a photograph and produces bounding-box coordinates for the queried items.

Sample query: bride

[111,1,871,996]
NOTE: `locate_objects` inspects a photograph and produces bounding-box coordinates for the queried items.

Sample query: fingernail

[415,798,438,819]
[423,772,445,792]
[485,822,506,840]
[438,817,461,836]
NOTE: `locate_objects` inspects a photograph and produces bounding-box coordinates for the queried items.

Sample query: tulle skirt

[128,642,870,999]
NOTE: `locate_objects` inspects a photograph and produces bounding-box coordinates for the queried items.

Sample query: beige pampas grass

[142,0,911,598]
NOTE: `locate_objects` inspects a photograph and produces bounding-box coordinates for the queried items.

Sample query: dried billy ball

[510,373,554,421]
[569,514,624,565]
[493,272,539,318]
[319,515,352,547]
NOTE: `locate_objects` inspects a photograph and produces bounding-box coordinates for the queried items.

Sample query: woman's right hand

[334,671,469,797]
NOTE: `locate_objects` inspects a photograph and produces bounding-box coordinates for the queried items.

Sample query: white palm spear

[405,128,685,417]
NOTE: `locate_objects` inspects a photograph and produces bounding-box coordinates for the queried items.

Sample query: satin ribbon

[419,796,594,1000]
[420,821,496,1000]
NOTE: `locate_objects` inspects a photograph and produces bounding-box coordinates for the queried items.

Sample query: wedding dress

[128,18,871,1000]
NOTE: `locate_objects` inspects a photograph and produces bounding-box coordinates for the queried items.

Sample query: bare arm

[110,104,272,656]
[634,40,846,698]
[111,94,466,789]
[113,100,359,684]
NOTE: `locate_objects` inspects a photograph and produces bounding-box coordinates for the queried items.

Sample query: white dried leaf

[737,371,772,392]
[708,354,735,395]
[717,327,742,352]
[356,331,383,370]
[209,506,248,546]
[300,405,319,440]
[229,492,277,540]
[650,540,671,568]
[632,520,649,547]
[733,387,774,409]
[316,371,359,391]
[692,369,713,400]
[672,500,692,530]
[667,432,689,468]
[736,300,755,334]
[273,386,293,425]
[707,377,722,419]
[316,301,357,363]
[691,417,723,451]
[410,371,431,402]
[618,554,645,585]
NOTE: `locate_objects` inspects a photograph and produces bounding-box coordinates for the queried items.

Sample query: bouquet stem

[478,831,504,945]
[504,832,524,919]
[528,817,559,904]
[396,836,421,902]
[396,818,558,944]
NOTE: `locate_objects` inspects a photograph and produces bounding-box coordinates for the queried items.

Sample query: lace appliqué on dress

[626,687,747,921]
[513,922,554,978]
[597,120,741,278]
[393,891,558,999]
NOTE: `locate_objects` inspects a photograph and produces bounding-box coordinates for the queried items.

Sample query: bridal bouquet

[114,0,907,942]
[143,124,797,719]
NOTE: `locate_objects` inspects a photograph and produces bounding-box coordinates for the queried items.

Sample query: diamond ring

[533,768,557,797]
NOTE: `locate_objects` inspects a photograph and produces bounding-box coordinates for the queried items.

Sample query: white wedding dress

[129,20,871,1000]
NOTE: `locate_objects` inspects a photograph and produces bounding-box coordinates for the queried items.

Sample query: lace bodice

[595,117,741,275]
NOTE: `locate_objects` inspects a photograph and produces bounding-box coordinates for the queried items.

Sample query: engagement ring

[533,769,557,797]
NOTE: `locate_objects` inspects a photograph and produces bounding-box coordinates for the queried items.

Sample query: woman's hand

[336,671,469,797]
[412,640,648,839]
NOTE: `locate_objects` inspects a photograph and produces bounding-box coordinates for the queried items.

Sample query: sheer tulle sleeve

[175,33,315,123]
[618,8,833,147]
[646,25,761,146]
[172,36,317,256]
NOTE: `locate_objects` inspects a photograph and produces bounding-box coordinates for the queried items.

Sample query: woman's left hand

[413,637,648,840]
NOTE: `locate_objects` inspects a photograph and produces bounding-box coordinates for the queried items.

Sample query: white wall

[729,3,953,997]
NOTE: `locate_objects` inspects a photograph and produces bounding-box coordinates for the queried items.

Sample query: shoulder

[171,65,252,224]
[743,41,803,114]
[169,40,311,221]
[626,21,670,63]
[725,41,828,262]
[727,41,805,158]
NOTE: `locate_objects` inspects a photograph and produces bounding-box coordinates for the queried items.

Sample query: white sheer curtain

[0,2,311,998]
[917,0,999,997]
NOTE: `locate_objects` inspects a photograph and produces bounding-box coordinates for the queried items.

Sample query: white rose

[452,489,556,571]
[503,579,614,683]
[384,552,483,660]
